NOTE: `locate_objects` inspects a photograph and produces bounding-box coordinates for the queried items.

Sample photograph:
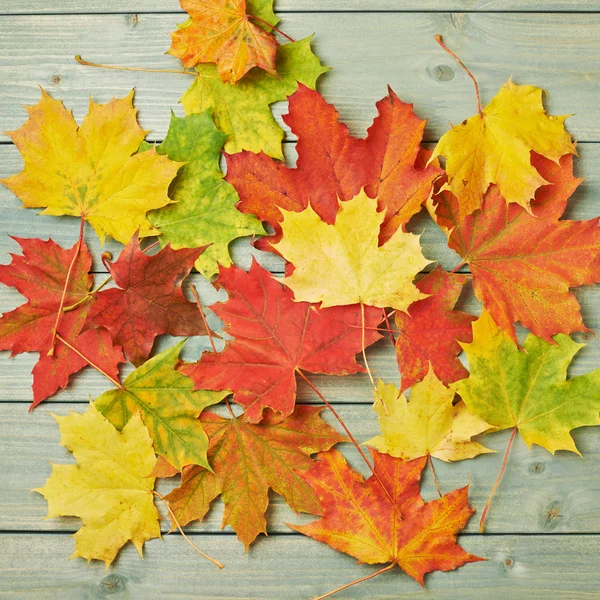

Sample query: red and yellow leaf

[431,153,599,342]
[168,0,279,83]
[164,406,345,548]
[290,448,483,586]
[226,84,441,250]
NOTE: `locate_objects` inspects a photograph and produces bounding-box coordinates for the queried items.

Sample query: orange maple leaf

[432,153,600,343]
[290,448,483,592]
[168,0,278,83]
[163,406,345,549]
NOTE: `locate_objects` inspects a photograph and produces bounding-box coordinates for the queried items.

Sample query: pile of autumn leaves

[2,0,600,596]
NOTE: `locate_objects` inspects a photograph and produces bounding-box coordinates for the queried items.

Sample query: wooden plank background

[1,1,600,598]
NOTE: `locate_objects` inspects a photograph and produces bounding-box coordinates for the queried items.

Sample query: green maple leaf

[181,35,329,159]
[453,311,600,454]
[147,110,265,278]
[94,342,228,470]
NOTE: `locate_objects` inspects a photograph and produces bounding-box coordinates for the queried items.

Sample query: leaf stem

[143,240,161,253]
[63,239,163,313]
[479,426,517,532]
[295,368,398,513]
[190,284,217,353]
[248,15,296,43]
[224,396,236,419]
[428,455,442,498]
[382,308,396,345]
[48,219,85,356]
[152,490,224,569]
[75,55,197,76]
[55,333,124,390]
[315,564,395,600]
[435,35,482,115]
[451,261,466,274]
[361,303,387,414]
[63,274,112,312]
[360,303,377,393]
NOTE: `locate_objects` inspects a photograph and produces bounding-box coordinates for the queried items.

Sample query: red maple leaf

[180,260,383,422]
[226,84,441,250]
[395,266,475,391]
[433,153,600,342]
[85,235,210,366]
[0,237,124,408]
[290,448,483,591]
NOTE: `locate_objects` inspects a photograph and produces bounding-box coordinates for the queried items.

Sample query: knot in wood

[427,64,455,82]
[529,461,545,474]
[93,574,127,597]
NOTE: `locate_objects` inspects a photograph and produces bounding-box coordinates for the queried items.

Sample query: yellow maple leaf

[431,80,575,218]
[273,191,430,310]
[33,404,160,567]
[365,368,494,462]
[2,89,182,244]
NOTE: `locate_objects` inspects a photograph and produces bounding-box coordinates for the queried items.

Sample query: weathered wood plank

[1,139,598,274]
[2,532,600,598]
[3,0,599,14]
[2,401,599,535]
[1,13,600,143]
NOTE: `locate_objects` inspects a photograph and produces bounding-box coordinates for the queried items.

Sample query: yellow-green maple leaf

[181,35,329,159]
[94,342,228,471]
[273,191,430,310]
[454,311,600,454]
[2,89,182,244]
[431,80,576,218]
[33,404,159,567]
[366,368,493,462]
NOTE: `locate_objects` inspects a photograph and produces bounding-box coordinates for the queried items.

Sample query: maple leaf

[33,404,160,567]
[431,153,599,343]
[180,261,383,423]
[94,342,227,471]
[85,234,211,366]
[181,36,329,159]
[0,237,124,408]
[168,0,279,83]
[395,267,476,391]
[431,79,576,218]
[273,191,431,310]
[227,84,442,249]
[1,89,182,244]
[365,369,493,462]
[289,448,483,587]
[164,405,344,549]
[453,310,600,454]
[146,110,265,279]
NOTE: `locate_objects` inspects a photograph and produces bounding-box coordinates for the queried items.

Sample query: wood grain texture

[1,13,600,143]
[2,533,600,599]
[3,402,599,536]
[3,0,600,14]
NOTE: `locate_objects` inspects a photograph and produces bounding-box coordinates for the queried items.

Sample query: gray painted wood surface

[5,533,600,599]
[1,1,600,598]
[3,1,600,13]
[2,13,600,143]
